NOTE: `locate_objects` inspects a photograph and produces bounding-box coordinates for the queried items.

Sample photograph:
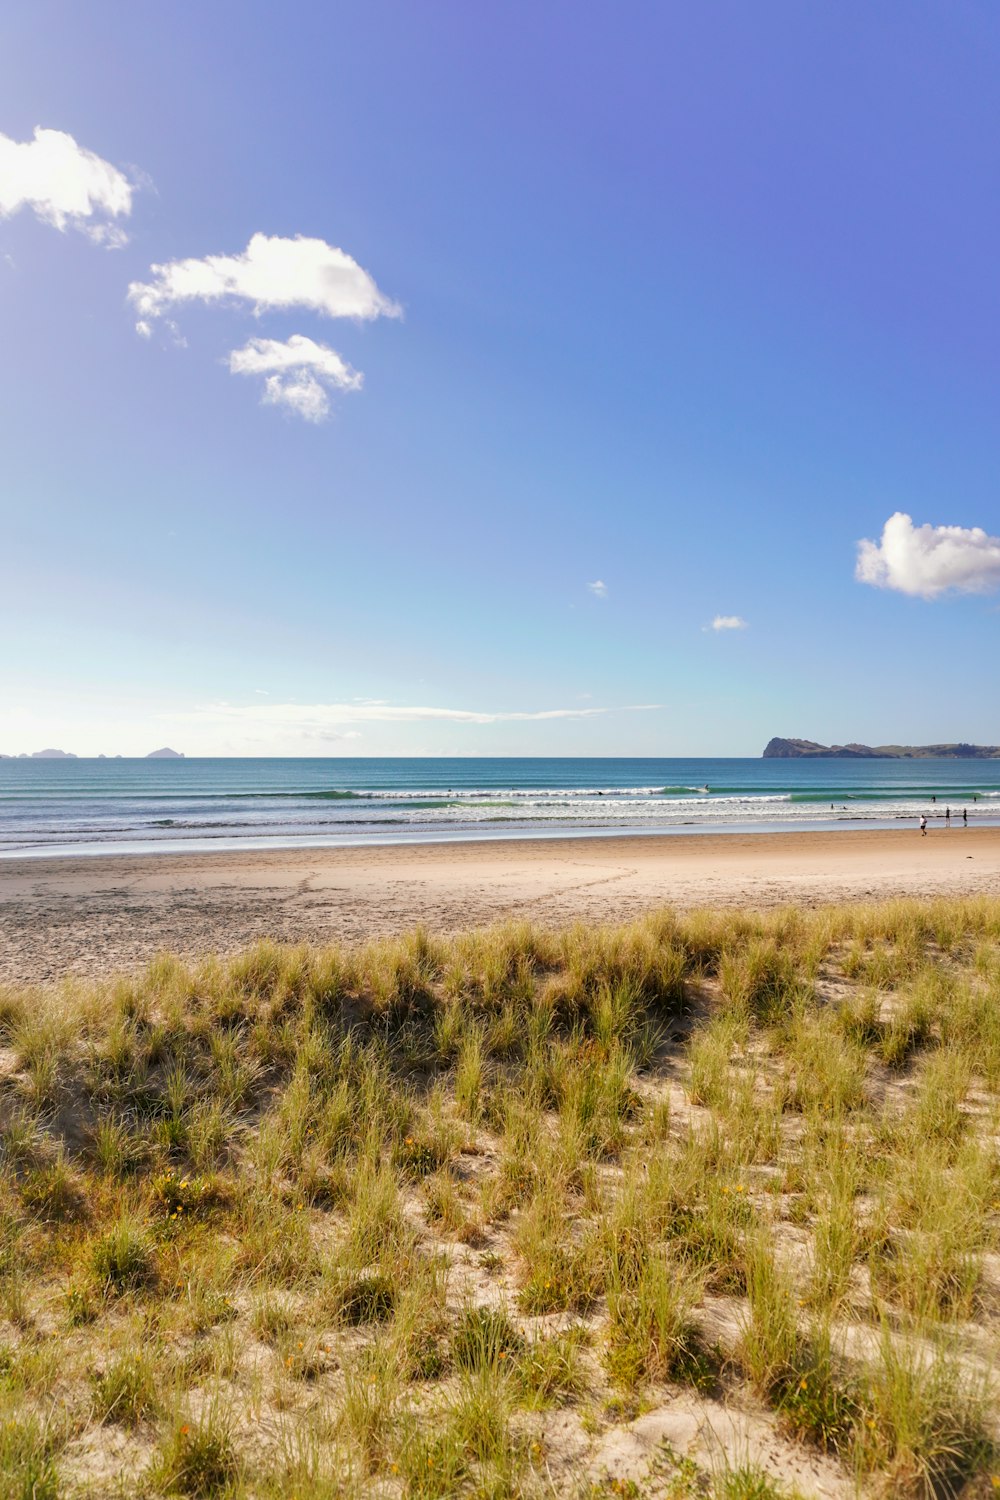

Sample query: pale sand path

[2,827,999,984]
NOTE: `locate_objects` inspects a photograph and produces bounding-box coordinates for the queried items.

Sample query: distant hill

[146,747,185,758]
[31,748,78,759]
[764,737,1000,760]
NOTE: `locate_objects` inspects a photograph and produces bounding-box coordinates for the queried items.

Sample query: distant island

[0,748,185,760]
[764,737,1000,760]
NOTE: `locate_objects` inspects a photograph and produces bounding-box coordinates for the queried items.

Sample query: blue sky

[2,1,998,757]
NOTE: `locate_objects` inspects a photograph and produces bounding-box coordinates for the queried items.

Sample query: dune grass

[1,898,1000,1495]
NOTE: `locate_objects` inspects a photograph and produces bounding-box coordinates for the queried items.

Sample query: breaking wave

[3,756,1000,856]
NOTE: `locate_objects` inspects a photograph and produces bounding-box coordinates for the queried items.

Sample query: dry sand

[3,826,1000,985]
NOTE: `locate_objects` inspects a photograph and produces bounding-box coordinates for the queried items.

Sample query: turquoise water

[1,757,999,857]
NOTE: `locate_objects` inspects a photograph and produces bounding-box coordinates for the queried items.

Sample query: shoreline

[4,809,999,861]
[3,826,1000,985]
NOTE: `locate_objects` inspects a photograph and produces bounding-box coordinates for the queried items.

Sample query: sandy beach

[3,825,1000,984]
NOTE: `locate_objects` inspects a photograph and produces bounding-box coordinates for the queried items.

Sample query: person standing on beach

[963,808,968,826]
[945,806,951,823]
[920,815,927,836]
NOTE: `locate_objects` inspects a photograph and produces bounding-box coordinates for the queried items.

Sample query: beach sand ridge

[3,826,1000,983]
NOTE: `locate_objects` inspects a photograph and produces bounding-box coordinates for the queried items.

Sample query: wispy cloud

[587,579,608,599]
[174,700,663,731]
[129,232,400,330]
[228,334,362,422]
[0,126,133,245]
[707,615,747,631]
[856,512,1000,599]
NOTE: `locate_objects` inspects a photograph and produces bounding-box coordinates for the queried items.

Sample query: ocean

[2,757,999,858]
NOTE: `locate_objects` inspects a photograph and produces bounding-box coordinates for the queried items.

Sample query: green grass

[92,1347,161,1425]
[330,1269,397,1325]
[451,1306,524,1373]
[90,1216,157,1294]
[154,1408,240,1495]
[0,1415,59,1500]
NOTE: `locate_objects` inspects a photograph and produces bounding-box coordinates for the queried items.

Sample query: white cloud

[263,373,328,421]
[128,231,400,328]
[175,700,664,731]
[587,579,608,599]
[228,334,362,422]
[709,615,747,631]
[228,334,361,387]
[0,126,133,244]
[856,511,1000,599]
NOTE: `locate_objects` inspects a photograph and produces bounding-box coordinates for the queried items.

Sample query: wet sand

[2,826,999,984]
